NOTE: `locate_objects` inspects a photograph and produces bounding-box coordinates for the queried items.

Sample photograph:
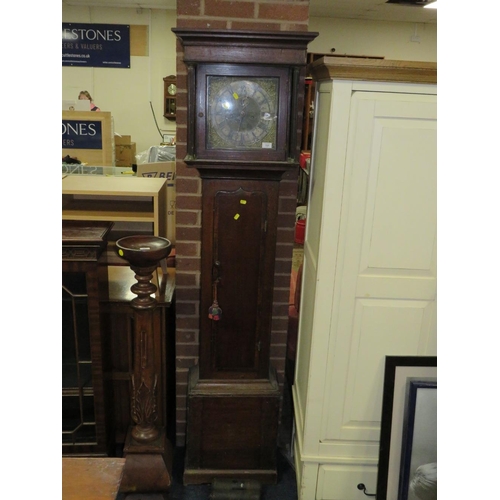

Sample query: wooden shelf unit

[62,175,167,238]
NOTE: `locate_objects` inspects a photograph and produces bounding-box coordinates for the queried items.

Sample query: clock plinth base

[184,467,276,486]
[183,365,280,486]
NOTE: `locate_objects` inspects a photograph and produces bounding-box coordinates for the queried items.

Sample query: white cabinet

[292,58,437,500]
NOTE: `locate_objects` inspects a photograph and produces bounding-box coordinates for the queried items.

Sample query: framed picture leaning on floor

[376,356,437,500]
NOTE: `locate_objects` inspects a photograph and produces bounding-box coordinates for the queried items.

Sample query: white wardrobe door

[321,91,437,449]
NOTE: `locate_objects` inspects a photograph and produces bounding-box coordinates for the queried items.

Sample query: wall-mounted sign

[62,120,103,149]
[62,23,130,68]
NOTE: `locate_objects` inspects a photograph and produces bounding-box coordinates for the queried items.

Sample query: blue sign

[62,23,130,68]
[62,120,103,149]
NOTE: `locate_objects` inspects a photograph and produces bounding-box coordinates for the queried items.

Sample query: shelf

[62,199,156,222]
[62,175,166,197]
[62,175,167,238]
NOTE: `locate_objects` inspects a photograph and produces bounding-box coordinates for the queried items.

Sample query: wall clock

[173,28,317,485]
[167,83,177,95]
[163,75,177,121]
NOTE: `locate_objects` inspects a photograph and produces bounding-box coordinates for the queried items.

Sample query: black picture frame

[398,379,437,500]
[376,356,437,500]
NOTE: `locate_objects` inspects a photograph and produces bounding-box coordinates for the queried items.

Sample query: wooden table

[62,457,126,499]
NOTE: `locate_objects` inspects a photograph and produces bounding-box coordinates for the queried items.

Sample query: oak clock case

[173,28,317,486]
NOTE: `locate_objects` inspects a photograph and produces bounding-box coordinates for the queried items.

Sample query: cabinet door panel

[320,92,437,445]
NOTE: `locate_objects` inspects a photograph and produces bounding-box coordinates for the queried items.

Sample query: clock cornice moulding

[172,28,318,65]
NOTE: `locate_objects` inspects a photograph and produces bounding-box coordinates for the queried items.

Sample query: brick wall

[174,0,311,446]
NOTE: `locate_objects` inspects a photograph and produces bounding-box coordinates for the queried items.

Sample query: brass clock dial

[167,83,177,95]
[207,77,278,151]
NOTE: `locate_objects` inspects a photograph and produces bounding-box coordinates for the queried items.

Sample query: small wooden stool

[62,457,126,499]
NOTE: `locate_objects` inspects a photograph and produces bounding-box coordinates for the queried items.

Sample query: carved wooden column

[116,235,173,493]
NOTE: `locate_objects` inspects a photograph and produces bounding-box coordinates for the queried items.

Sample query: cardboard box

[136,161,176,244]
[115,134,131,145]
[115,142,136,167]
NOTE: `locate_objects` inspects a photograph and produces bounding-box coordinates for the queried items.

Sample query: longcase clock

[172,28,317,485]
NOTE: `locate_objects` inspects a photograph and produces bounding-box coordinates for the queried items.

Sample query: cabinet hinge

[257,341,261,352]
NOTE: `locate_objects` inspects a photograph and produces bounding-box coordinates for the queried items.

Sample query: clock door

[199,178,279,380]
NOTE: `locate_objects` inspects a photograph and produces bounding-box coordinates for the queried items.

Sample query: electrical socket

[411,35,421,43]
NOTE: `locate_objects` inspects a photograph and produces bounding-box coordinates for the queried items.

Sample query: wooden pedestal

[119,428,173,492]
[184,365,280,485]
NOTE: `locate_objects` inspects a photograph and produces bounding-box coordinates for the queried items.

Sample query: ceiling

[62,0,437,24]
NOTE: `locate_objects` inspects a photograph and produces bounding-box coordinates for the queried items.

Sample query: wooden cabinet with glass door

[62,221,113,456]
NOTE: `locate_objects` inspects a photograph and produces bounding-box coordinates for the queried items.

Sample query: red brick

[273,303,290,317]
[277,226,295,243]
[176,302,198,315]
[176,194,202,210]
[176,343,200,357]
[175,241,200,257]
[270,344,287,358]
[176,371,190,385]
[176,177,200,194]
[176,72,188,88]
[176,316,200,330]
[272,317,290,332]
[275,369,285,386]
[281,22,309,31]
[176,160,199,177]
[176,226,202,241]
[274,277,291,292]
[176,393,187,405]
[271,330,288,345]
[279,196,298,213]
[176,357,198,369]
[176,256,201,273]
[205,0,255,18]
[176,286,198,300]
[176,210,199,226]
[273,258,292,275]
[176,330,198,343]
[273,287,290,303]
[176,143,188,158]
[176,92,187,109]
[176,431,187,447]
[259,2,309,21]
[175,272,200,287]
[177,0,202,16]
[231,20,282,31]
[277,214,295,227]
[176,408,188,423]
[176,18,229,29]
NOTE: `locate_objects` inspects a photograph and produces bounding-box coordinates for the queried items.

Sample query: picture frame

[376,356,437,500]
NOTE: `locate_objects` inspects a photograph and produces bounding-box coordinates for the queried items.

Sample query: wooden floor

[63,457,126,499]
